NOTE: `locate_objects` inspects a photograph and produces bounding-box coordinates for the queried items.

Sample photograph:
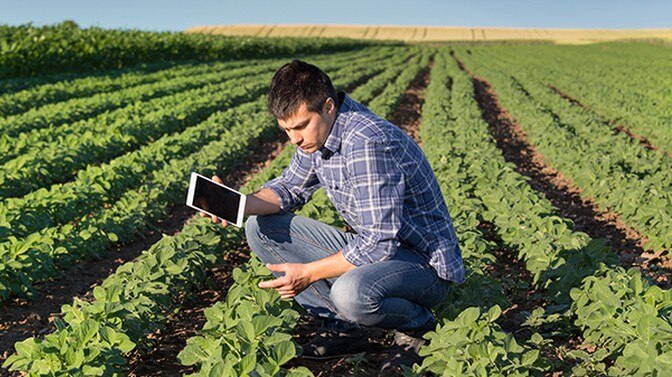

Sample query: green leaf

[178,345,205,366]
[82,365,105,376]
[286,366,315,377]
[272,340,296,365]
[238,353,256,375]
[458,307,481,325]
[521,350,539,366]
[14,338,40,358]
[237,321,256,343]
[486,305,502,322]
[116,333,136,353]
[252,315,280,336]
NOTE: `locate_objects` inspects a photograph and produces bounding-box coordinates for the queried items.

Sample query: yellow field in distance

[186,24,672,44]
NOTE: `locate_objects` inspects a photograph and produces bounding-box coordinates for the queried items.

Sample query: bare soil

[390,58,431,145]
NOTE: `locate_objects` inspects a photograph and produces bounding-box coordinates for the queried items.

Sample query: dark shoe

[379,323,435,371]
[300,327,370,360]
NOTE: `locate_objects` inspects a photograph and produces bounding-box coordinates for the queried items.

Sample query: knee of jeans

[244,215,261,242]
[330,273,380,326]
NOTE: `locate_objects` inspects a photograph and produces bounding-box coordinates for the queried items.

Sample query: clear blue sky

[1,0,670,31]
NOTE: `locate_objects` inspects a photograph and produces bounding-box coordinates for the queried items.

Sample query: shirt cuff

[262,181,292,213]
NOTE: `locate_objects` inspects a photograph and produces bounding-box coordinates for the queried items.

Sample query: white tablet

[186,172,247,228]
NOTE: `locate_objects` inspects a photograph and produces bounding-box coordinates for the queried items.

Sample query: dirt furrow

[451,52,670,289]
[476,222,541,336]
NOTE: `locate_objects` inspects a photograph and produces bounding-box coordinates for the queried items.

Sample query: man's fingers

[266,263,287,272]
[258,276,287,289]
[278,290,295,297]
[212,175,223,184]
[221,219,228,227]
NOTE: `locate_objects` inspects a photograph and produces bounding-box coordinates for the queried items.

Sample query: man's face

[277,98,337,154]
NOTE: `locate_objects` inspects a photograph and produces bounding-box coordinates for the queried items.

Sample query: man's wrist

[304,250,355,284]
[304,262,320,283]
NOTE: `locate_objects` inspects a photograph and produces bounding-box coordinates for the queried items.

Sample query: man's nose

[288,130,302,145]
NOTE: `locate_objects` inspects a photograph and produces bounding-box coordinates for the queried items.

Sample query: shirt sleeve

[263,147,322,212]
[342,138,404,265]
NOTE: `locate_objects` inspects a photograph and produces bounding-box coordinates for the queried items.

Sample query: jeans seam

[263,227,341,254]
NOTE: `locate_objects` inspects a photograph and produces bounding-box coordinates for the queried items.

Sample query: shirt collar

[320,92,352,158]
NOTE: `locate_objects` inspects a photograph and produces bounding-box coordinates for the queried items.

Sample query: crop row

[0,58,253,117]
[0,57,273,139]
[475,44,672,155]
[0,104,270,303]
[1,51,416,375]
[0,48,411,244]
[458,47,672,253]
[0,22,375,79]
[0,48,402,200]
[440,50,671,375]
[1,46,394,118]
[413,50,550,376]
[0,45,392,142]
[0,73,270,199]
[349,53,412,103]
[0,47,390,172]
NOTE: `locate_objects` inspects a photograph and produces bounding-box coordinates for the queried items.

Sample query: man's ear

[324,97,336,115]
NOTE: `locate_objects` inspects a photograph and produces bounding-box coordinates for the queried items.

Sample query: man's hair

[267,59,337,120]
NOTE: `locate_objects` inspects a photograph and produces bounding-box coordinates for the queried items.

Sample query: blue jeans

[245,213,451,332]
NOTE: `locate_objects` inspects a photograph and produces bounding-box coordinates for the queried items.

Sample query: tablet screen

[191,174,242,225]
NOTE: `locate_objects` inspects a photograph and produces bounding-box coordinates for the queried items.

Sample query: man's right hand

[198,175,229,227]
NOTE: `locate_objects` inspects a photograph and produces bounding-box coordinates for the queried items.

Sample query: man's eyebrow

[284,119,309,130]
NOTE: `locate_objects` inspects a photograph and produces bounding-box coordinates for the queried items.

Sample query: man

[206,59,464,370]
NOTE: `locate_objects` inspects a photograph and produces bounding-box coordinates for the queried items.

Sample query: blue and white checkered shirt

[263,93,465,283]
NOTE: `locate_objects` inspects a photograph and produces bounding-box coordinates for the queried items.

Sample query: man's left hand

[258,263,313,299]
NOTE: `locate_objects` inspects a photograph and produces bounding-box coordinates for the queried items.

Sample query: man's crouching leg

[330,247,452,371]
[244,213,370,359]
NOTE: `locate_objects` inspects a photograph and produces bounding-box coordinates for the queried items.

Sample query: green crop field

[0,23,670,376]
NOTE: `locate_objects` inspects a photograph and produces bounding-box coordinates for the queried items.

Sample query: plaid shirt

[264,93,465,283]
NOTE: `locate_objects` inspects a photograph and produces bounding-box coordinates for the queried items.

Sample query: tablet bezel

[186,172,247,228]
